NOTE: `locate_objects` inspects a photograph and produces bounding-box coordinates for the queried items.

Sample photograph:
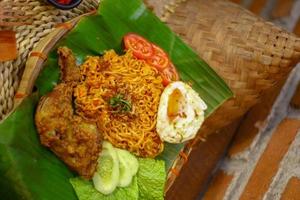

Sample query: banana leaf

[0,0,233,199]
[0,94,77,200]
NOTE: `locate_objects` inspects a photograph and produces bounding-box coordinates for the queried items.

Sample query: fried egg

[156,81,207,143]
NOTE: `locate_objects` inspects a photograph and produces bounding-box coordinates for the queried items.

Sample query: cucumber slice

[92,145,119,195]
[117,153,132,187]
[102,141,115,151]
[116,148,139,187]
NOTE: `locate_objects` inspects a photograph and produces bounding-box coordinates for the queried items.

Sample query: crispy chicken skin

[35,47,101,179]
[57,46,81,83]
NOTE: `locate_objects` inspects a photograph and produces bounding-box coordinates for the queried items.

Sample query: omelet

[156,81,207,143]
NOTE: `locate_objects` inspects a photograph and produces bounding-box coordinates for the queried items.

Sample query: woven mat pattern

[0,0,99,120]
[165,0,300,141]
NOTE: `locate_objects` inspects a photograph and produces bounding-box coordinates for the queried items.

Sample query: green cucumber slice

[102,141,115,151]
[116,148,139,187]
[92,143,119,195]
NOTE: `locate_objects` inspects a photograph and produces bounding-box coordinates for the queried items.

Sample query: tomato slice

[146,44,169,71]
[160,63,179,86]
[123,33,153,59]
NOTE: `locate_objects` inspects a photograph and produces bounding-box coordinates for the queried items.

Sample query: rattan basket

[10,0,300,195]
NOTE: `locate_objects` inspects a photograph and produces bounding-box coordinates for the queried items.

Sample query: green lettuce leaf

[70,176,138,200]
[137,159,166,200]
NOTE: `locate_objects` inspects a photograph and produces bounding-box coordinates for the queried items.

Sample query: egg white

[156,81,207,143]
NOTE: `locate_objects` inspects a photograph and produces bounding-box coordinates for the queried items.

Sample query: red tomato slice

[160,63,179,86]
[123,33,153,59]
[146,44,169,71]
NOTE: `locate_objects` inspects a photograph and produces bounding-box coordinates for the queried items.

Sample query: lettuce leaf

[137,159,166,200]
[70,176,138,200]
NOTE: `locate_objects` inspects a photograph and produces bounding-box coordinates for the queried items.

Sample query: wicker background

[0,0,99,120]
[165,0,300,141]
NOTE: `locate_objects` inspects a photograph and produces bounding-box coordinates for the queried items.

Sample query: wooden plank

[249,0,268,14]
[166,121,240,200]
[293,18,300,37]
[203,170,233,200]
[290,82,300,108]
[271,0,294,18]
[240,119,300,200]
[281,177,300,200]
[229,0,242,4]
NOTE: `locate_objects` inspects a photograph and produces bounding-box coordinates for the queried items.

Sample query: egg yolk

[167,88,185,121]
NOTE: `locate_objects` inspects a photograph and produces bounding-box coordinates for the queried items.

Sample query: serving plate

[0,0,232,199]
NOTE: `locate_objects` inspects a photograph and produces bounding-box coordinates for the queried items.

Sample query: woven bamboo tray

[10,0,300,196]
[0,0,100,120]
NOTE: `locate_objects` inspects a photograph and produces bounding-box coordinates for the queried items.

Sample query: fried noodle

[74,50,164,157]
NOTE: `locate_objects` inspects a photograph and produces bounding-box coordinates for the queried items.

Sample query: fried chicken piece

[58,47,81,83]
[35,47,101,179]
